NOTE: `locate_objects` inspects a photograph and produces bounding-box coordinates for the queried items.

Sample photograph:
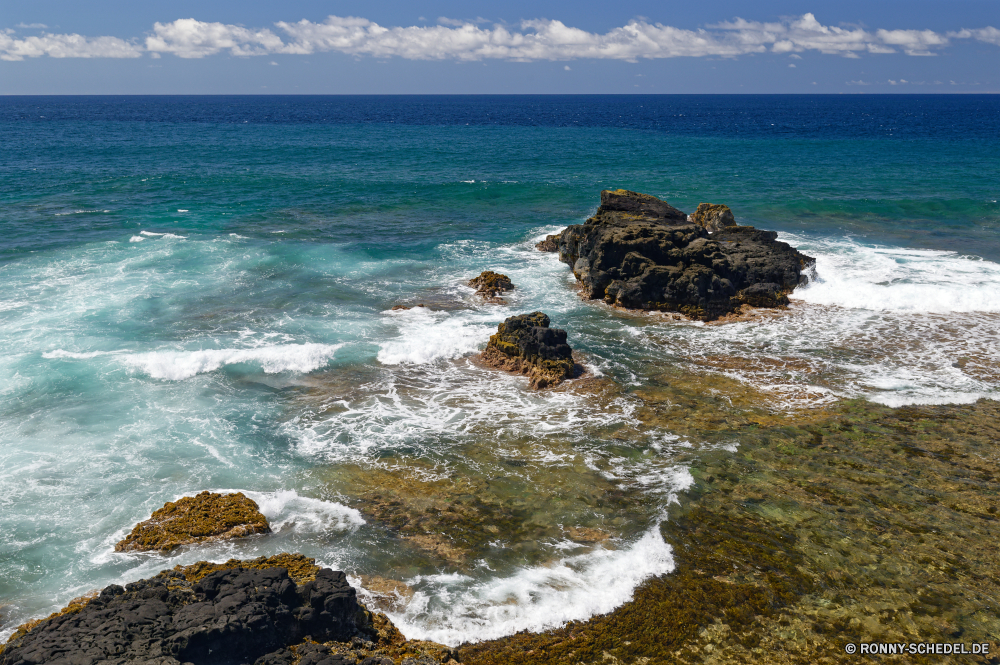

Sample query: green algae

[459,395,1000,664]
[115,490,271,553]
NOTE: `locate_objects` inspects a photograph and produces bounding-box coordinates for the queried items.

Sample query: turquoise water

[1,96,999,645]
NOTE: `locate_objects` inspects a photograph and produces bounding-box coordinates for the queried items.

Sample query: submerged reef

[556,190,814,320]
[0,555,458,665]
[480,311,576,388]
[115,491,271,553]
[468,271,514,303]
[460,396,1000,664]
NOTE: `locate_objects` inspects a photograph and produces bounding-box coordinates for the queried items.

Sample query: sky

[1,1,998,94]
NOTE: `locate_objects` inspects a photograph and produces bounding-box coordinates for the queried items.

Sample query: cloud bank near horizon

[3,13,999,63]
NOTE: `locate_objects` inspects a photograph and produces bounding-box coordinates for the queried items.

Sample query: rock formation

[468,271,514,303]
[115,491,271,553]
[481,312,576,388]
[556,189,814,321]
[689,203,736,232]
[535,235,560,252]
[0,555,458,665]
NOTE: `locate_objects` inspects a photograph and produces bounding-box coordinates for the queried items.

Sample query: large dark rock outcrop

[0,556,458,665]
[115,491,271,553]
[556,190,814,321]
[0,566,364,665]
[481,312,576,389]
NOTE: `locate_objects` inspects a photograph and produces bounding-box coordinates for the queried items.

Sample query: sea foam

[788,234,1000,313]
[387,525,676,645]
[123,343,342,380]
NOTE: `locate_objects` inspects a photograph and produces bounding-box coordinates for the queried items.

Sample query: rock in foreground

[0,555,458,665]
[481,312,575,389]
[557,189,814,321]
[115,491,270,553]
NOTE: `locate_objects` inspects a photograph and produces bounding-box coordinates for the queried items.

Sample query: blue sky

[2,1,998,93]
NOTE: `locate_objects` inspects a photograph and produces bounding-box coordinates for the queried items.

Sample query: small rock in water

[481,312,576,389]
[468,270,514,303]
[690,202,737,232]
[114,490,271,553]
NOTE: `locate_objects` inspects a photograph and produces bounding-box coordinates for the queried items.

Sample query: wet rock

[556,189,814,321]
[690,202,737,232]
[115,490,271,553]
[468,271,514,303]
[481,312,576,389]
[535,234,560,252]
[359,577,415,613]
[0,565,369,665]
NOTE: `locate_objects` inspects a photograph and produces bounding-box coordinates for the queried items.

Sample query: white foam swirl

[123,343,342,380]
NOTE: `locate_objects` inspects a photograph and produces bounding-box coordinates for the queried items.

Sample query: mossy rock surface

[460,397,1000,664]
[115,490,271,553]
[481,311,576,388]
[469,270,514,301]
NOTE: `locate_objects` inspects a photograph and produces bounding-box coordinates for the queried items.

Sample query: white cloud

[0,30,142,61]
[146,18,290,58]
[950,26,1000,46]
[2,14,998,63]
[16,23,48,29]
[876,28,947,55]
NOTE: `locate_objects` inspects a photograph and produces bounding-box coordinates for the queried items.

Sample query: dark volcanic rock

[481,312,576,389]
[557,190,814,320]
[535,235,560,252]
[0,567,368,665]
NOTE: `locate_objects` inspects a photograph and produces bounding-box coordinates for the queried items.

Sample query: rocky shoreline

[7,396,998,664]
[5,191,997,664]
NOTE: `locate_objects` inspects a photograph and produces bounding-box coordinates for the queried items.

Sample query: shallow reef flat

[460,397,1000,664]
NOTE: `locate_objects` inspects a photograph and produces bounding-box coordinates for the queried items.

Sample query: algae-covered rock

[115,490,271,553]
[481,312,576,388]
[690,202,737,232]
[556,189,813,320]
[468,270,514,303]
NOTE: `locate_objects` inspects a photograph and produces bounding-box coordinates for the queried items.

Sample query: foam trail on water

[43,349,117,360]
[388,526,676,646]
[233,490,365,533]
[123,343,343,380]
[139,231,187,239]
[786,233,1000,313]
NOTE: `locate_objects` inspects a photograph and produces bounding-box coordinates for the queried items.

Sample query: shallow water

[1,95,998,645]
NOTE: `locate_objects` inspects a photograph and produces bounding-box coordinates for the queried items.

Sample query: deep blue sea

[1,95,999,645]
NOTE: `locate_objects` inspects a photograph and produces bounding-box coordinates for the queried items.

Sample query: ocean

[1,94,998,646]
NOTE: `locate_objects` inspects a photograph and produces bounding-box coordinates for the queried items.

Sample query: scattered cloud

[269,60,278,65]
[0,30,142,61]
[564,65,571,70]
[16,23,48,29]
[2,13,999,63]
[789,63,796,67]
[789,53,802,59]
